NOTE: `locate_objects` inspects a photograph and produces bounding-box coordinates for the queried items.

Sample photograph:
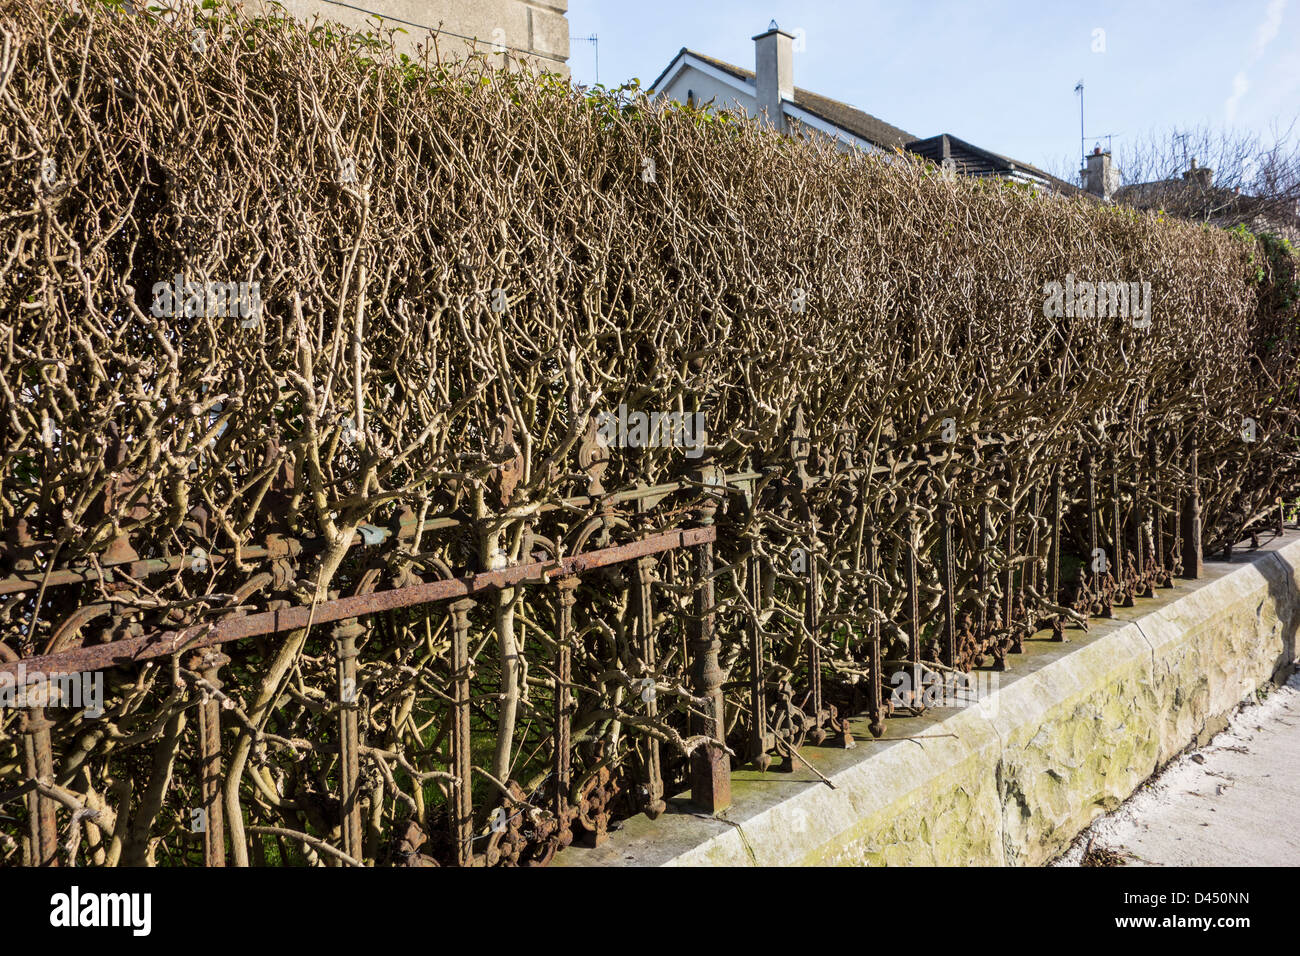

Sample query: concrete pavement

[1056,672,1300,866]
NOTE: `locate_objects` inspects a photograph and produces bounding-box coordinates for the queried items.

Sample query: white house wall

[657,61,868,154]
[657,64,757,117]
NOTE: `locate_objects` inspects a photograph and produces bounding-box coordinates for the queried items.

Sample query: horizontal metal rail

[0,475,755,596]
[1,526,715,682]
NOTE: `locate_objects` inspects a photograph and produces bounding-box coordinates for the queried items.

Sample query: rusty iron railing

[3,519,722,867]
[5,439,1292,867]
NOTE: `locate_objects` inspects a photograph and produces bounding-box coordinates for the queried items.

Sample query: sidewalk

[1055,672,1300,867]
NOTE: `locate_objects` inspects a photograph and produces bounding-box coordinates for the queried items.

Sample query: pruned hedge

[0,0,1296,865]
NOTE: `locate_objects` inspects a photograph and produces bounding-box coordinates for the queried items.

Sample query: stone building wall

[253,0,569,74]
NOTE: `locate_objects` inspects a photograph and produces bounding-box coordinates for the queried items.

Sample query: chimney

[1183,156,1213,190]
[1082,145,1118,201]
[753,21,794,131]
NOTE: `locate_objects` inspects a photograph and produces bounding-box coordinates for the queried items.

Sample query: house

[649,22,1080,195]
[248,0,570,74]
[1113,157,1300,242]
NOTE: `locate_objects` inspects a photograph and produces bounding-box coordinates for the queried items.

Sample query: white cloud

[1225,70,1250,122]
[1227,0,1287,122]
[1254,0,1287,57]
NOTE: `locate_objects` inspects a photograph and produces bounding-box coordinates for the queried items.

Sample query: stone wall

[252,0,569,74]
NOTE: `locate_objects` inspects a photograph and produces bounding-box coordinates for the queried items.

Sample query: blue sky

[566,0,1299,176]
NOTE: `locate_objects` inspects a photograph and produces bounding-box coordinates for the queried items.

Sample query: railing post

[553,577,578,846]
[866,520,885,738]
[1049,466,1063,641]
[1135,442,1153,597]
[805,533,826,744]
[1111,449,1132,607]
[907,507,924,694]
[21,706,58,866]
[1116,449,1138,607]
[190,648,229,867]
[332,620,364,864]
[632,557,666,816]
[979,500,1001,667]
[746,547,771,769]
[689,507,730,813]
[978,500,991,644]
[1004,470,1020,653]
[1181,432,1203,578]
[448,598,476,866]
[1085,450,1098,564]
[1087,448,1113,617]
[1109,449,1121,575]
[1150,435,1169,585]
[1028,486,1041,608]
[940,499,957,669]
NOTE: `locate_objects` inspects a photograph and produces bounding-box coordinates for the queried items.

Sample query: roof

[1114,179,1208,202]
[1115,179,1300,239]
[649,47,917,150]
[907,134,1085,196]
[648,48,1082,196]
